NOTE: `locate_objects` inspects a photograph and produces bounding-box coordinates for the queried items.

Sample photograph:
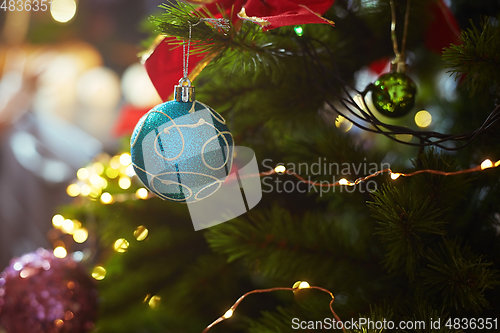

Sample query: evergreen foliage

[55,0,500,332]
[419,238,499,313]
[443,16,500,97]
[369,184,447,279]
[150,1,296,75]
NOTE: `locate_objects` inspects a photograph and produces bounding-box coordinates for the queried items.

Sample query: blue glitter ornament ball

[131,100,233,203]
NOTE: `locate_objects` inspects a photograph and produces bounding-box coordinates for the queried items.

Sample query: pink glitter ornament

[0,248,97,333]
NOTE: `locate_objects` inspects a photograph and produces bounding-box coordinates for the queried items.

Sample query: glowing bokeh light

[93,162,105,175]
[52,214,64,228]
[415,110,432,128]
[61,219,75,234]
[80,184,91,196]
[89,174,101,186]
[135,188,149,200]
[64,311,74,320]
[134,225,149,241]
[54,319,64,328]
[20,268,33,279]
[53,246,67,258]
[118,177,131,189]
[66,184,80,197]
[110,156,121,169]
[100,192,113,204]
[72,251,84,262]
[148,295,161,309]
[114,238,130,253]
[119,153,132,166]
[50,0,77,23]
[73,228,89,243]
[77,168,89,180]
[121,63,162,108]
[92,266,106,280]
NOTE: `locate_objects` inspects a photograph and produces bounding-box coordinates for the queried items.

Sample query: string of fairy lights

[269,158,500,185]
[202,281,345,333]
[47,152,500,324]
[52,153,500,261]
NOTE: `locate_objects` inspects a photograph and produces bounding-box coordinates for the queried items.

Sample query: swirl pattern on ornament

[131,100,234,203]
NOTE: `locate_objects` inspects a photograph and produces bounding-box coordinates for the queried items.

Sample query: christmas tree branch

[151,2,230,52]
[150,1,295,73]
[205,205,375,283]
[420,238,500,313]
[443,16,500,97]
[368,184,446,280]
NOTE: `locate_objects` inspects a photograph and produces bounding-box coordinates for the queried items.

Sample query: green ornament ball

[371,72,417,118]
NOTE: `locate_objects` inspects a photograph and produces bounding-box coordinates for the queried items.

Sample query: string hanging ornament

[130,19,234,203]
[370,0,417,118]
[298,4,500,150]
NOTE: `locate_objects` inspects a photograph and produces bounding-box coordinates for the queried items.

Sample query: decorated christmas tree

[1,0,500,332]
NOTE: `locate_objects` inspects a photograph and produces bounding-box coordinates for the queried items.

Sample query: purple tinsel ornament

[0,248,97,333]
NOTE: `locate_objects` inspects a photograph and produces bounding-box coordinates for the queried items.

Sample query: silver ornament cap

[174,77,195,102]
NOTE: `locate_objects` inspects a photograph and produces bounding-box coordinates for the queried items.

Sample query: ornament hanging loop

[174,18,229,103]
[174,21,196,102]
[390,0,411,73]
[173,18,230,102]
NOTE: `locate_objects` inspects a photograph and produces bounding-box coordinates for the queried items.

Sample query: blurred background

[0,0,166,267]
[1,1,500,332]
